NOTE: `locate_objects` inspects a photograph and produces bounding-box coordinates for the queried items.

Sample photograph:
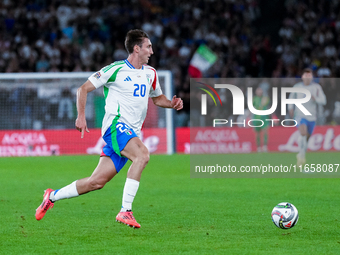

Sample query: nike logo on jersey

[124,76,132,81]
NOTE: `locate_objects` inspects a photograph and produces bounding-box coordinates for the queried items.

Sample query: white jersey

[88,59,163,137]
[288,81,326,121]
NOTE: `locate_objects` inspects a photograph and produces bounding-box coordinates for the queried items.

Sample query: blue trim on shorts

[102,122,137,173]
[297,118,316,135]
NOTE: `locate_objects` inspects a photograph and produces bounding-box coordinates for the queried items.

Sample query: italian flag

[188,44,218,78]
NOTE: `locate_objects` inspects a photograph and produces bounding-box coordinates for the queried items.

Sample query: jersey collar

[124,59,144,70]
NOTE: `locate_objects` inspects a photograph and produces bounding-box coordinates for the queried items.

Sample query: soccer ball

[271,202,299,229]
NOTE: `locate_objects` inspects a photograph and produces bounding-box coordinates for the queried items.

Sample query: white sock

[298,135,307,158]
[121,178,139,212]
[49,181,79,202]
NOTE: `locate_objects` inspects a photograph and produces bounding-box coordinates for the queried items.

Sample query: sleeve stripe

[151,68,157,90]
[108,66,123,83]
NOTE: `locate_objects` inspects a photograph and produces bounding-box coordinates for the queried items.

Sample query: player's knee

[300,130,307,136]
[299,125,307,136]
[140,151,150,165]
[138,149,150,166]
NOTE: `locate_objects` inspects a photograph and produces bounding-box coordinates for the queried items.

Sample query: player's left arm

[148,68,183,110]
[314,85,327,105]
[152,94,183,110]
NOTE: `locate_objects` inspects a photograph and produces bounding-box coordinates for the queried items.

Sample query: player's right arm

[75,80,96,138]
[288,84,298,118]
[313,84,327,105]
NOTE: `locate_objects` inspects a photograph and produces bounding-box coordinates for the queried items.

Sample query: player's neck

[127,55,143,69]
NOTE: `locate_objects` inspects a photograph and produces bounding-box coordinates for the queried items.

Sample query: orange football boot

[35,189,54,220]
[116,210,141,228]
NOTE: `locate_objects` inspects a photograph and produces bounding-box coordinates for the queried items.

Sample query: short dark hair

[124,29,150,54]
[302,68,313,75]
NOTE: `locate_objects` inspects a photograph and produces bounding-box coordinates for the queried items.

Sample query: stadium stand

[1,0,340,125]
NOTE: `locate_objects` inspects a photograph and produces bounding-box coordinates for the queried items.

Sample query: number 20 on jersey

[133,84,146,97]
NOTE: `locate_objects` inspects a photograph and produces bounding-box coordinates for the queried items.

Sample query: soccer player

[35,29,183,228]
[252,87,270,152]
[288,68,326,167]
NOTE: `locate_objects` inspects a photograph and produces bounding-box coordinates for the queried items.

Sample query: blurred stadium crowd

[1,0,340,126]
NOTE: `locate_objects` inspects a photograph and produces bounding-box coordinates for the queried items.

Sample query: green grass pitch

[1,152,340,254]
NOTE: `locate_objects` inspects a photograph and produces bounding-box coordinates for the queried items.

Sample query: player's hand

[75,117,89,138]
[171,95,183,110]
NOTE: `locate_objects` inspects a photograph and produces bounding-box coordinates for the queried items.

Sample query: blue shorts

[297,118,316,135]
[101,122,137,173]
